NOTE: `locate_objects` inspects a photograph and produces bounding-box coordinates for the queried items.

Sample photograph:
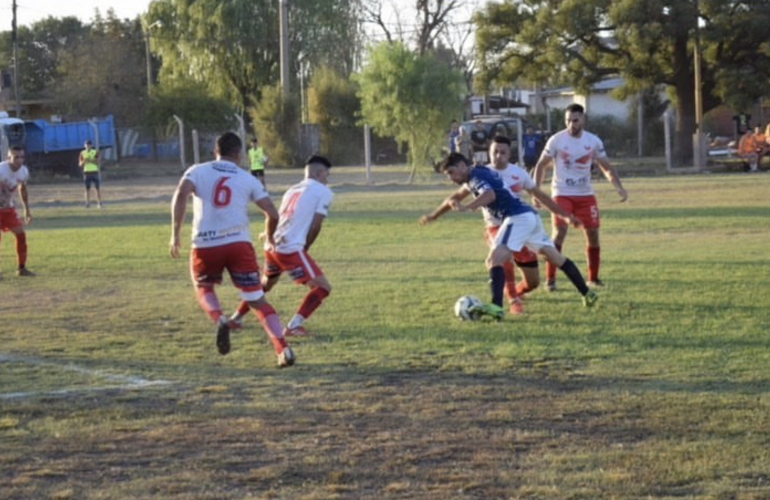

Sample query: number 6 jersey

[183,160,269,248]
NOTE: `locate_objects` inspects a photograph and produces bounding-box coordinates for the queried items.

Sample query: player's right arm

[526,185,581,228]
[419,185,471,225]
[256,196,280,250]
[531,152,554,209]
[170,177,194,258]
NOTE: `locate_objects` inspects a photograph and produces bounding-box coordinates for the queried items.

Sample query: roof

[540,77,625,97]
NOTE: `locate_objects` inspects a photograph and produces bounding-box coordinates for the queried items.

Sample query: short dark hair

[306,154,332,169]
[492,135,511,146]
[85,140,93,145]
[216,132,242,157]
[439,152,468,172]
[566,103,585,114]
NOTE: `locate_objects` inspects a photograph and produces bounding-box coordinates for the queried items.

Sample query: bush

[249,84,301,168]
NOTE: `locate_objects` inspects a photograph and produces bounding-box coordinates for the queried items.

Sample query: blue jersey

[522,133,542,159]
[466,166,535,220]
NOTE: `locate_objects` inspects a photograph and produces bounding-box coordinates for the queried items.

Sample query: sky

[3,0,478,30]
[3,0,149,27]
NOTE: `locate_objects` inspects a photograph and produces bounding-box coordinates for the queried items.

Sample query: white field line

[0,353,174,400]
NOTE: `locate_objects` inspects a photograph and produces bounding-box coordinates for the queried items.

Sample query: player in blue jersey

[420,152,598,320]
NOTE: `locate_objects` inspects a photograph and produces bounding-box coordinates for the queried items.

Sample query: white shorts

[493,212,554,253]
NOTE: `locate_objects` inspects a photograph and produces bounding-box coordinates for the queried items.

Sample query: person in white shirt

[230,155,334,337]
[534,103,627,291]
[170,132,295,368]
[0,146,34,279]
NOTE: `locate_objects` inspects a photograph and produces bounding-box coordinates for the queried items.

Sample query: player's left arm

[305,213,325,250]
[595,157,627,202]
[18,182,31,224]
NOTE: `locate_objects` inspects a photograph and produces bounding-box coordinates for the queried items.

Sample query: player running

[169,132,295,367]
[533,103,627,290]
[230,155,334,337]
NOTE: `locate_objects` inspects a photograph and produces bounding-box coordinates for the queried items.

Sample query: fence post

[173,114,186,170]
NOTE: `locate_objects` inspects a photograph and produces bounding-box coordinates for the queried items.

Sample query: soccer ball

[454,295,482,321]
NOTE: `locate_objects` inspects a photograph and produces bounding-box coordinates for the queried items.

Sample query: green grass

[1,172,769,499]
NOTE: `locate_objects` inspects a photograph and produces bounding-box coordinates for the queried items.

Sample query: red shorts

[264,249,323,284]
[0,208,23,232]
[190,241,263,293]
[485,226,539,265]
[553,195,600,229]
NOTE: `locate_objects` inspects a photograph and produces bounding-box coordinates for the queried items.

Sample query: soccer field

[1,168,769,499]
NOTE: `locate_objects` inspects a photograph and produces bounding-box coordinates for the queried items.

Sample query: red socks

[253,303,288,354]
[297,287,330,319]
[15,232,27,267]
[587,246,600,282]
[195,287,222,323]
[546,242,562,281]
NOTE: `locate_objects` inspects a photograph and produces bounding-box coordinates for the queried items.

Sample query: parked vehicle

[0,111,26,159]
[460,115,529,163]
[0,112,115,176]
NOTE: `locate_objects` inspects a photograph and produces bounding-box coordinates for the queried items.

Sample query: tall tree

[308,65,361,164]
[361,0,477,89]
[474,0,770,165]
[0,17,87,98]
[145,0,363,110]
[54,12,147,125]
[356,42,464,181]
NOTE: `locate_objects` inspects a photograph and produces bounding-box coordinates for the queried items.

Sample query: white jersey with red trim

[0,161,29,209]
[482,163,535,227]
[184,159,269,248]
[542,129,607,196]
[274,178,334,253]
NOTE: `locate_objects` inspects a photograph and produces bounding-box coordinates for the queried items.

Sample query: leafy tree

[0,17,87,98]
[147,82,236,132]
[356,42,464,181]
[53,12,147,125]
[308,65,362,164]
[361,0,478,91]
[249,83,300,168]
[145,0,362,111]
[474,0,770,165]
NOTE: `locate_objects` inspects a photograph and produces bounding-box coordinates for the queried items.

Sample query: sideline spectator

[79,140,102,208]
[248,137,268,187]
[447,120,460,153]
[470,119,490,165]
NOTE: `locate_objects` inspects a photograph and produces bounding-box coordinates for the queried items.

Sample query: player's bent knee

[241,289,265,302]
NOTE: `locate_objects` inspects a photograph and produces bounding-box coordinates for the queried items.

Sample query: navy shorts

[84,173,101,189]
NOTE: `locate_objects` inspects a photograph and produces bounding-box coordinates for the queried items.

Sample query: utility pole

[693,0,705,168]
[12,0,21,117]
[279,0,290,96]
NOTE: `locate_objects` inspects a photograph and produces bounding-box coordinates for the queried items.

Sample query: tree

[356,42,464,181]
[0,17,87,98]
[249,83,301,168]
[308,65,362,164]
[474,0,770,165]
[361,0,478,90]
[53,12,147,125]
[145,0,363,111]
